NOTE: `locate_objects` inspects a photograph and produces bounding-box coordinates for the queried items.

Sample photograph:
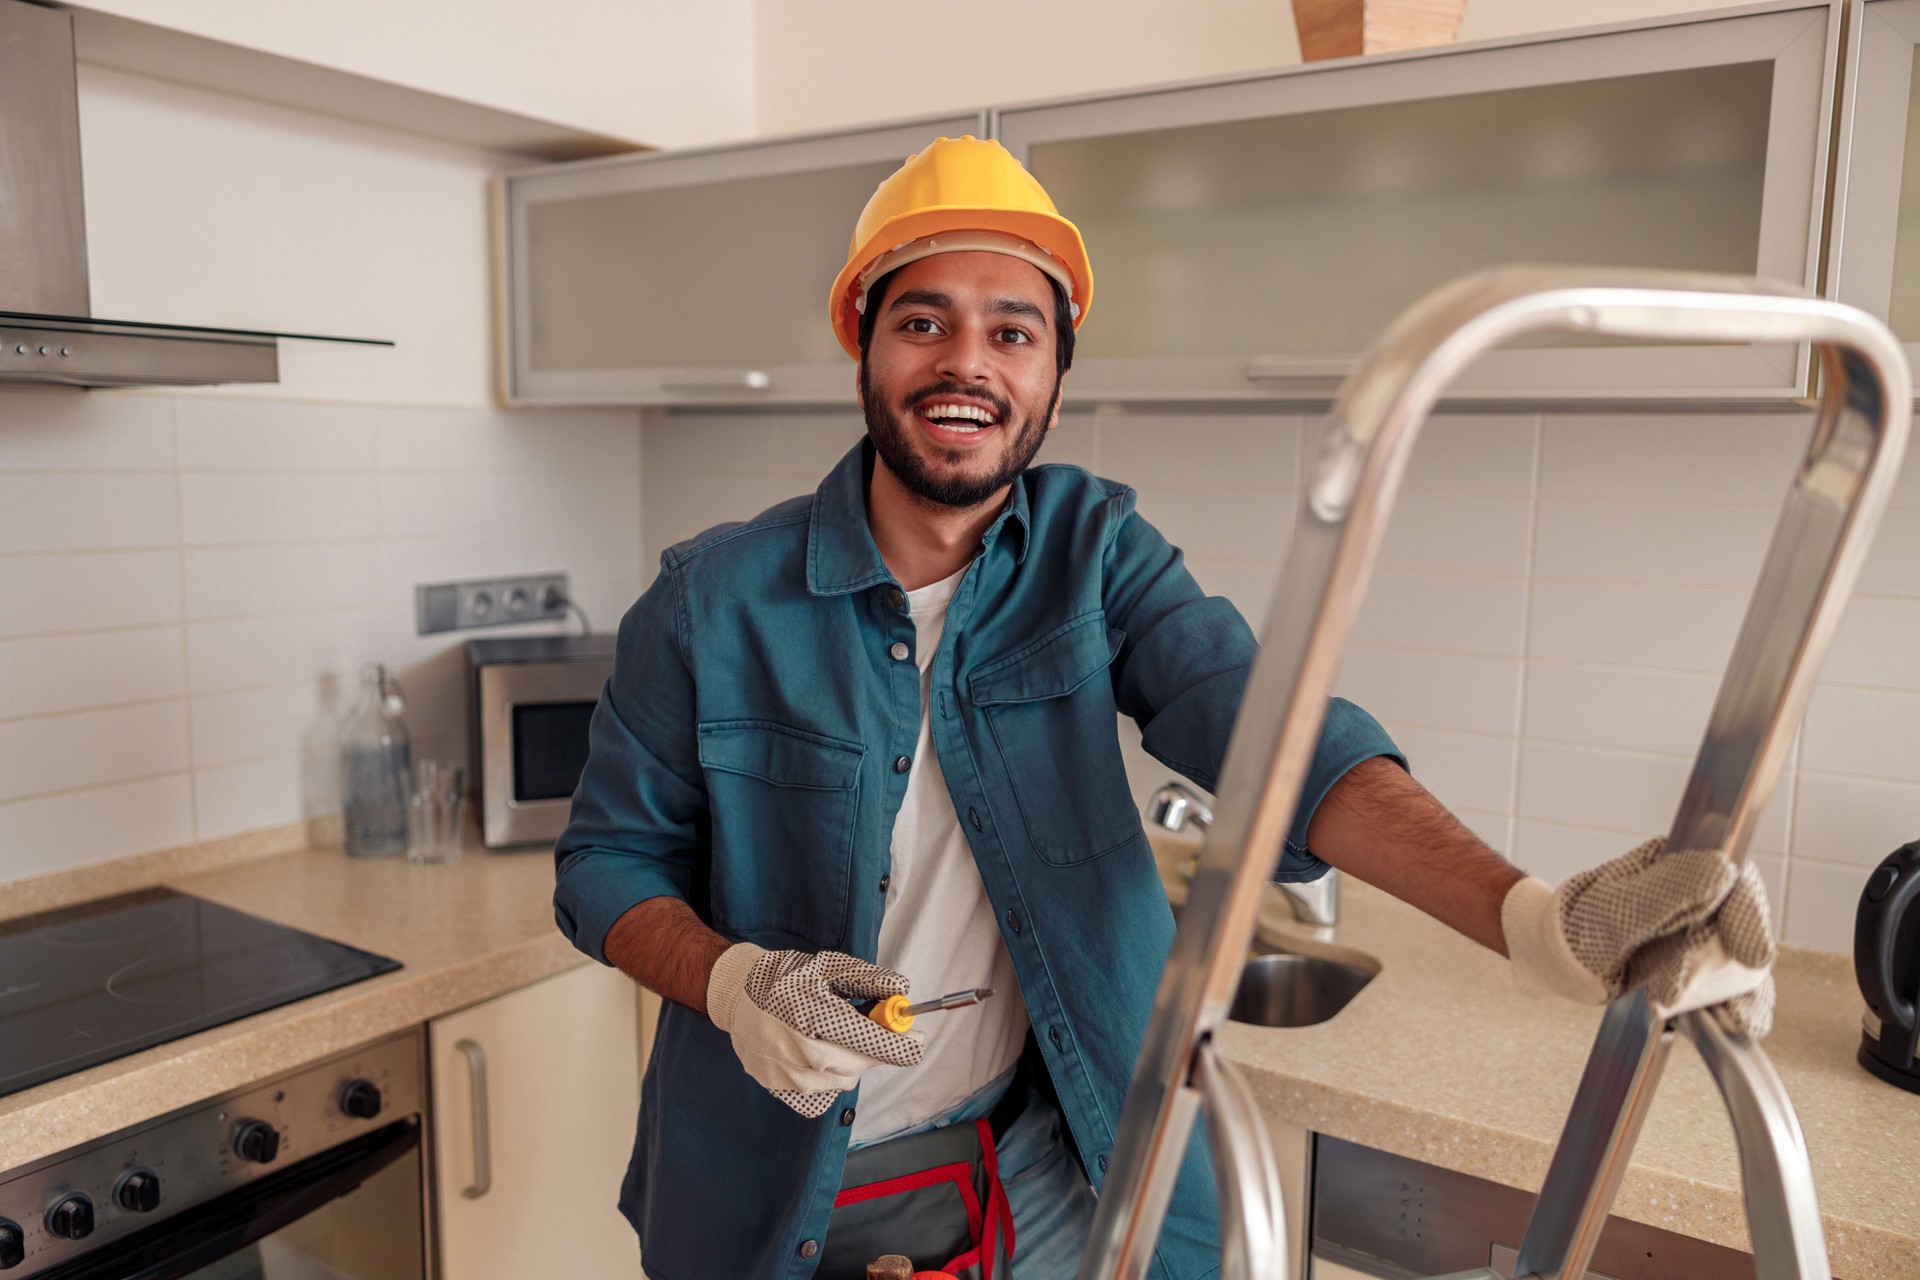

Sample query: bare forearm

[602,895,733,1014]
[1305,756,1524,955]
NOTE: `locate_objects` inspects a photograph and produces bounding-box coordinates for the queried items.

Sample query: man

[554,137,1771,1280]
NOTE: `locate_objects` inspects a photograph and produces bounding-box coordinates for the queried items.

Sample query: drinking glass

[406,759,467,865]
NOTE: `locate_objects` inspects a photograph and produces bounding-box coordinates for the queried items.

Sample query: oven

[1,1030,428,1280]
[467,635,616,849]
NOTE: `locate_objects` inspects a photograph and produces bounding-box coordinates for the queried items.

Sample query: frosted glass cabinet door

[1828,0,1920,395]
[501,113,984,405]
[995,4,1838,404]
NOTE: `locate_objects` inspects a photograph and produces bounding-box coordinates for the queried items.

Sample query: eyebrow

[888,288,1049,329]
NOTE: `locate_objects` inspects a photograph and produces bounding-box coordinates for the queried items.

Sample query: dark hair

[855,264,1076,375]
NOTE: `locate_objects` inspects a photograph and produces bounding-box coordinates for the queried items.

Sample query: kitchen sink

[1228,952,1374,1027]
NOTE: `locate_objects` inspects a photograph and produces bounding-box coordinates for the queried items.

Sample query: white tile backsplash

[0,473,179,552]
[628,405,1911,954]
[1,392,1905,954]
[0,391,644,884]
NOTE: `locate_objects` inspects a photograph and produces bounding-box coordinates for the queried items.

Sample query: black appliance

[1855,838,1920,1094]
[0,1028,425,1278]
[0,888,400,1100]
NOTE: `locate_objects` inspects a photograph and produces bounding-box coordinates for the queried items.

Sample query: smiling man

[554,137,1772,1280]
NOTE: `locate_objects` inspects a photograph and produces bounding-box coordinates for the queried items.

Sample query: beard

[862,367,1060,509]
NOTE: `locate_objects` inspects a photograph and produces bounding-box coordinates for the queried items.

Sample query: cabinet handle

[454,1038,491,1200]
[659,370,772,393]
[1243,356,1351,383]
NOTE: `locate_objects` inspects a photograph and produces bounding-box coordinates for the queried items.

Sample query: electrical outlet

[415,573,570,635]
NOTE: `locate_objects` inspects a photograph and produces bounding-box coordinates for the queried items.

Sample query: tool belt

[816,1079,1028,1280]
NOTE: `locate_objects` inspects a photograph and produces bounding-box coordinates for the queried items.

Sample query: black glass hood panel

[0,888,402,1099]
[0,309,393,346]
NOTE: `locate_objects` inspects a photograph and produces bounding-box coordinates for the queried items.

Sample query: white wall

[0,67,646,887]
[68,0,757,147]
[752,0,1728,136]
[77,64,504,408]
[640,406,1920,957]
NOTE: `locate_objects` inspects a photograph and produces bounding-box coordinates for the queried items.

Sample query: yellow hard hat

[829,136,1093,360]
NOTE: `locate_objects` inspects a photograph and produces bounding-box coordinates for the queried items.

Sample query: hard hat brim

[829,205,1093,361]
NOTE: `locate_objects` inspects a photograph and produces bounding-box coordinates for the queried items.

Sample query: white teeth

[920,402,996,426]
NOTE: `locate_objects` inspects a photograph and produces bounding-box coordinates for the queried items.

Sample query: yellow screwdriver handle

[867,994,914,1033]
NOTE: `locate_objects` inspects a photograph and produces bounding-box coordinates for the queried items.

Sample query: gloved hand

[706,943,925,1117]
[1502,837,1777,1037]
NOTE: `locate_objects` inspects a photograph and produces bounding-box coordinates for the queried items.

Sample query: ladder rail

[1077,267,1911,1280]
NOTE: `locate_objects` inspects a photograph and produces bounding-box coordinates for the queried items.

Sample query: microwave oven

[467,634,616,848]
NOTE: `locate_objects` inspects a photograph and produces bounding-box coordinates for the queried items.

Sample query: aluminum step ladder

[1077,267,1913,1280]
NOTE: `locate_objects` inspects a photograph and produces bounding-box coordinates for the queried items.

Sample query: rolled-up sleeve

[1101,496,1403,880]
[553,560,708,964]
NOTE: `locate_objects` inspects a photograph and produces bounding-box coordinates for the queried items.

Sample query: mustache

[902,382,1011,421]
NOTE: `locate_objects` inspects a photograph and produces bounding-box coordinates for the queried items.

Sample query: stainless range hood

[0,0,390,387]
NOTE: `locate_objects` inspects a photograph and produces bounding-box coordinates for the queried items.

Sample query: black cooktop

[0,888,401,1099]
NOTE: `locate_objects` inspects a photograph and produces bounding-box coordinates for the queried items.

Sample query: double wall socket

[416,573,570,635]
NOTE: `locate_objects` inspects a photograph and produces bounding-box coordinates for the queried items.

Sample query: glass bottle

[340,663,412,857]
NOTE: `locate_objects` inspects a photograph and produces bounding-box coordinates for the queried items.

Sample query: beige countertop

[1213,870,1920,1280]
[0,838,580,1171]
[5,831,1915,1279]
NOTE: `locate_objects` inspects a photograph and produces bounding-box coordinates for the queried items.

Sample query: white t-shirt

[850,567,1029,1144]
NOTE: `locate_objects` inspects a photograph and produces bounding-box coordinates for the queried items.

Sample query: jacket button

[1098,1154,1109,1173]
[1006,909,1021,935]
[878,874,891,893]
[967,806,982,831]
[889,641,909,661]
[840,1108,856,1126]
[1048,1025,1061,1047]
[893,755,911,774]
[799,1239,820,1258]
[887,588,905,608]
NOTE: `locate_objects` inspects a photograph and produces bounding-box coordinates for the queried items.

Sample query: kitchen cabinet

[1824,0,1920,394]
[994,2,1838,404]
[427,961,651,1280]
[499,113,985,405]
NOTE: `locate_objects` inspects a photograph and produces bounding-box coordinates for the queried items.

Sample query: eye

[902,316,942,335]
[995,326,1034,346]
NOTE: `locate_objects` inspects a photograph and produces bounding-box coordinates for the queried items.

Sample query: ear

[854,362,865,407]
[1047,374,1064,430]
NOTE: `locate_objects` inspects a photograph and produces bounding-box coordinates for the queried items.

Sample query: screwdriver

[866,987,994,1033]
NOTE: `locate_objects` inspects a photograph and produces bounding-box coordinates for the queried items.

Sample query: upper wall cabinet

[499,113,985,405]
[995,3,1838,405]
[1828,0,1920,394]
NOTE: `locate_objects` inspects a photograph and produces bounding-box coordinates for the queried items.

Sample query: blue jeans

[849,1071,1098,1279]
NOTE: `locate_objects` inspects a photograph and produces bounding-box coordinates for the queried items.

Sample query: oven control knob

[339,1079,383,1120]
[0,1218,23,1269]
[46,1193,93,1240]
[115,1169,162,1213]
[233,1119,280,1164]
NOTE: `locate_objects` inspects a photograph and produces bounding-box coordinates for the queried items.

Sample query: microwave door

[477,662,610,848]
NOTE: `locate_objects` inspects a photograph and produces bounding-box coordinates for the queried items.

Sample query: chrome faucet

[1147,781,1339,926]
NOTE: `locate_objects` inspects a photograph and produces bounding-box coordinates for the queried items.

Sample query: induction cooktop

[0,887,401,1099]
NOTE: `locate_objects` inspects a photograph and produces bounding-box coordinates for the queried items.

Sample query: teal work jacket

[553,442,1401,1280]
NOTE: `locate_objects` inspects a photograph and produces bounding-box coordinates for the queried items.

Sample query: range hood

[0,0,390,387]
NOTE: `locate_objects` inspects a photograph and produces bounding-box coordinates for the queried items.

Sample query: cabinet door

[429,962,641,1280]
[1827,0,1920,394]
[501,114,985,406]
[996,4,1837,404]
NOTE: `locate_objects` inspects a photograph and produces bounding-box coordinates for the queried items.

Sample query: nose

[934,324,994,384]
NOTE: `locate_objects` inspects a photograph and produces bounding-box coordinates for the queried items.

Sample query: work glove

[706,943,925,1118]
[1502,837,1776,1038]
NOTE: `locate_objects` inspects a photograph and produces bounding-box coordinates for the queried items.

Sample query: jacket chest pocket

[969,614,1141,867]
[697,720,865,949]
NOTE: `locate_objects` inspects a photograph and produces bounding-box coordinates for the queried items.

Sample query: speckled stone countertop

[5,833,1915,1278]
[1210,868,1919,1280]
[0,839,578,1172]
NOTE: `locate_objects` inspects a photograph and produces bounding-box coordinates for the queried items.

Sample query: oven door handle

[30,1117,419,1280]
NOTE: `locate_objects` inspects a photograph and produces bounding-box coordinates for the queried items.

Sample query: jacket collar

[806,440,1031,597]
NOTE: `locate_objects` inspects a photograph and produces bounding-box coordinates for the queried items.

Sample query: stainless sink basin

[1228,953,1374,1027]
